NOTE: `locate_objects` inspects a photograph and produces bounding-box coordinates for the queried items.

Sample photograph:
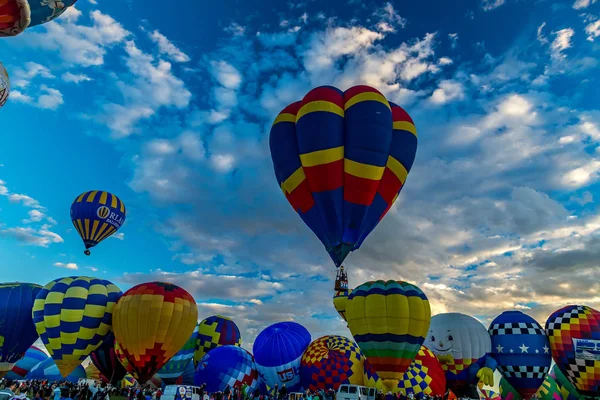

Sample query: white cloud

[429,80,465,105]
[572,0,597,9]
[112,232,125,240]
[585,20,600,41]
[448,33,458,48]
[12,62,54,88]
[224,22,245,36]
[0,227,63,247]
[62,72,92,83]
[550,28,574,60]
[54,262,79,270]
[537,22,548,44]
[482,0,505,11]
[373,2,407,33]
[211,61,242,90]
[149,30,191,63]
[210,154,236,173]
[37,85,64,110]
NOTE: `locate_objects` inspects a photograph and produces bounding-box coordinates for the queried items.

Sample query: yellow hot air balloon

[346,280,431,392]
[32,276,122,377]
[112,282,198,384]
[333,289,352,322]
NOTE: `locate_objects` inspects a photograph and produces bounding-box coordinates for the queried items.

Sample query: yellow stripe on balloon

[76,193,86,203]
[89,220,99,241]
[345,92,391,111]
[281,167,306,194]
[84,219,90,241]
[296,101,344,122]
[86,191,99,202]
[273,113,296,125]
[99,191,108,205]
[393,121,417,137]
[345,159,385,180]
[300,146,344,167]
[386,156,408,184]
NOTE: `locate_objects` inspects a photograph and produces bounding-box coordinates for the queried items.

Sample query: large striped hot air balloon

[0,282,42,378]
[253,321,311,391]
[194,346,260,393]
[300,335,364,390]
[194,315,241,364]
[0,0,77,37]
[112,282,198,384]
[545,305,600,399]
[90,333,127,385]
[5,345,48,380]
[157,325,197,383]
[269,85,418,270]
[32,277,122,378]
[70,190,126,256]
[346,280,431,392]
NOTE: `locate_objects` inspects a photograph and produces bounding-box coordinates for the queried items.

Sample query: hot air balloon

[5,345,49,380]
[0,282,42,378]
[423,313,497,397]
[70,190,126,255]
[90,333,127,385]
[26,357,86,383]
[333,289,352,322]
[536,374,563,400]
[179,359,196,386]
[112,282,198,384]
[0,61,9,108]
[346,280,431,392]
[157,325,197,383]
[397,346,446,397]
[477,387,502,400]
[300,335,364,390]
[194,345,260,393]
[545,305,600,399]
[269,85,418,277]
[253,321,311,391]
[499,377,522,400]
[363,359,386,391]
[549,365,582,400]
[0,0,77,37]
[489,311,552,399]
[194,315,242,364]
[32,277,121,378]
[114,340,134,374]
[86,362,108,383]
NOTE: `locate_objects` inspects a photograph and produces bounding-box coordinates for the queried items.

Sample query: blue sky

[1,0,599,346]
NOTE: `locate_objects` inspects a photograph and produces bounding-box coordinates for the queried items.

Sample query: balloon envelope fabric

[0,61,9,108]
[32,276,121,377]
[194,315,242,364]
[5,345,49,380]
[112,282,198,383]
[253,321,311,391]
[0,282,42,378]
[549,365,582,400]
[333,290,351,321]
[194,345,260,393]
[545,305,600,398]
[346,280,431,389]
[26,357,86,383]
[158,324,198,383]
[489,311,552,399]
[397,346,446,397]
[90,333,127,385]
[300,335,364,390]
[269,85,418,267]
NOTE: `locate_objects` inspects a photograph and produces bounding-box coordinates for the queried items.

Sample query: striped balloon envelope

[5,345,48,380]
[194,315,242,364]
[114,340,135,374]
[26,357,86,383]
[346,280,431,392]
[0,282,42,378]
[157,324,198,383]
[112,282,198,384]
[70,190,126,255]
[269,85,418,268]
[300,335,364,390]
[32,277,122,378]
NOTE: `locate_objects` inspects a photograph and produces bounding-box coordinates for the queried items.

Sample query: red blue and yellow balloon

[194,345,260,393]
[0,0,77,37]
[70,190,126,255]
[157,324,197,383]
[90,333,127,385]
[545,305,600,399]
[5,345,48,380]
[397,346,446,397]
[300,335,364,390]
[194,315,242,364]
[269,85,418,268]
[112,282,198,384]
[32,277,122,377]
[346,280,431,392]
[0,282,42,378]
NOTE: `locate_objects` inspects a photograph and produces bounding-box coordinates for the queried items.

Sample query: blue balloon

[489,311,552,399]
[194,346,260,393]
[6,346,49,380]
[180,360,195,385]
[29,0,78,29]
[26,357,86,383]
[0,282,42,376]
[252,322,311,391]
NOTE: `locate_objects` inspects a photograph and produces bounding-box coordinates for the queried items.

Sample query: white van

[336,385,376,400]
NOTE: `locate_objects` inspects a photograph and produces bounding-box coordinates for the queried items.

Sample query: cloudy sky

[1,0,599,348]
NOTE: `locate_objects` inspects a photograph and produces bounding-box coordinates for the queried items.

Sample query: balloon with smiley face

[423,313,497,397]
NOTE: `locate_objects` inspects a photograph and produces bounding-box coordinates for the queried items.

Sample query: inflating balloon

[157,325,197,383]
[26,357,86,383]
[0,61,9,108]
[90,333,127,385]
[0,0,77,37]
[70,190,126,255]
[114,340,134,374]
[549,364,582,400]
[397,346,446,397]
[33,277,122,378]
[346,280,430,392]
[112,282,198,384]
[253,321,311,391]
[194,345,260,393]
[536,374,563,400]
[423,313,497,397]
[333,289,351,322]
[5,345,48,380]
[489,311,552,399]
[545,305,600,399]
[194,315,242,365]
[0,282,42,378]
[269,85,418,268]
[86,362,107,383]
[499,377,522,400]
[300,335,364,390]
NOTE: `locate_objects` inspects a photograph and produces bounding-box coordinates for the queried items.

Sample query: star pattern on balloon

[519,344,529,353]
